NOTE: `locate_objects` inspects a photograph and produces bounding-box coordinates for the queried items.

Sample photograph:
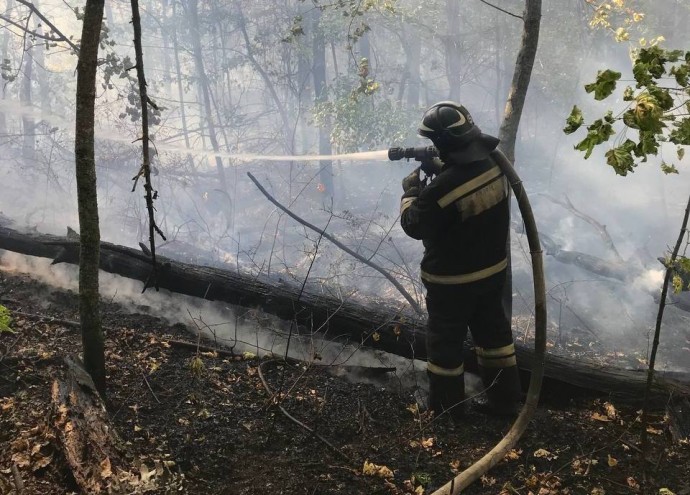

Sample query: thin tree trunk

[20,28,35,163]
[34,6,50,113]
[185,0,228,193]
[497,0,542,163]
[131,0,165,288]
[74,0,106,396]
[0,0,14,135]
[169,1,193,162]
[404,29,421,108]
[494,13,503,128]
[165,1,197,180]
[311,7,333,199]
[640,193,690,482]
[445,0,462,102]
[159,0,173,99]
[236,4,293,152]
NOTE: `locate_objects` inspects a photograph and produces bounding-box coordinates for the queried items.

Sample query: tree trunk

[444,0,462,102]
[311,7,334,200]
[20,26,35,163]
[185,0,229,194]
[497,0,542,163]
[403,28,421,108]
[235,4,293,152]
[33,0,50,113]
[0,0,14,135]
[74,0,106,396]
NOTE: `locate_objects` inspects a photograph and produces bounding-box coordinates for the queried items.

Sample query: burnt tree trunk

[51,356,125,493]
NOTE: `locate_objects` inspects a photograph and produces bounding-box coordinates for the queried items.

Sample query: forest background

[1,0,690,406]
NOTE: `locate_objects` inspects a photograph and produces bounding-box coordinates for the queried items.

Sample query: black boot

[427,372,466,421]
[475,365,522,417]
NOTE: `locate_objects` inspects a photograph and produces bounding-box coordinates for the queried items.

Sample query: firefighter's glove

[402,167,422,197]
[421,157,444,177]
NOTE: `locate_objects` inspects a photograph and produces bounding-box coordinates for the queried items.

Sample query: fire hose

[389,147,547,494]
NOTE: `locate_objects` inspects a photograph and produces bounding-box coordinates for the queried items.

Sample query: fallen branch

[10,310,80,328]
[0,224,424,360]
[11,464,24,494]
[247,172,422,315]
[167,339,236,357]
[540,193,623,262]
[1,225,688,400]
[257,359,353,464]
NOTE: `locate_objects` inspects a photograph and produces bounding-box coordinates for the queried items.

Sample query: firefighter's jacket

[400,137,509,286]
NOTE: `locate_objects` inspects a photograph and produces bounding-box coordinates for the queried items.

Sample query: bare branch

[130,0,166,291]
[476,0,523,19]
[14,0,80,54]
[0,13,64,43]
[247,172,423,315]
[540,193,624,262]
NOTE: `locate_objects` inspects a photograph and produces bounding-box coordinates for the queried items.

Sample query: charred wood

[0,225,425,359]
[1,225,689,402]
[51,356,125,493]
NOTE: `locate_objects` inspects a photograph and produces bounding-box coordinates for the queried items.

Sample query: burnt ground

[0,268,689,495]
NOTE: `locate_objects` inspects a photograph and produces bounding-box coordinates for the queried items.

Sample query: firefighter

[400,101,521,419]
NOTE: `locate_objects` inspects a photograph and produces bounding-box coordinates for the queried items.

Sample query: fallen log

[463,347,690,402]
[1,225,689,402]
[0,225,425,360]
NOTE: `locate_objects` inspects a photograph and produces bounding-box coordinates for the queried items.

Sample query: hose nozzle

[388,146,438,162]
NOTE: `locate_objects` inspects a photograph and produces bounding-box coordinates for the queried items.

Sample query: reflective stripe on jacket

[400,150,509,284]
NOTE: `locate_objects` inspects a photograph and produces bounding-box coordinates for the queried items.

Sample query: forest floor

[1,268,689,495]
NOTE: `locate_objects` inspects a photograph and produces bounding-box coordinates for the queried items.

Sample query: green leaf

[636,130,661,157]
[661,161,679,174]
[563,105,584,134]
[638,46,668,78]
[623,109,640,130]
[0,305,13,334]
[673,274,684,293]
[605,139,637,175]
[677,257,690,274]
[667,50,684,63]
[633,61,653,87]
[633,93,666,132]
[670,64,689,87]
[669,118,690,146]
[575,116,616,159]
[623,86,635,101]
[647,86,674,111]
[678,147,686,160]
[584,69,622,100]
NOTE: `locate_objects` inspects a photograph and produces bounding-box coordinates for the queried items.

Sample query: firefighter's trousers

[424,273,521,417]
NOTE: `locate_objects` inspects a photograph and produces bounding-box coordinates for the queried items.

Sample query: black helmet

[418,101,480,150]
